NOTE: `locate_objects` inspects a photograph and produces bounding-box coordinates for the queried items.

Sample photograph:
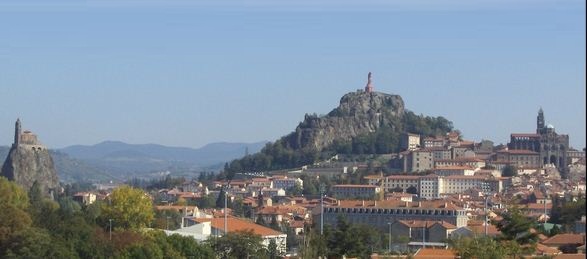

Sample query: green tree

[286,183,303,196]
[1,228,76,259]
[549,224,562,236]
[270,216,280,231]
[496,206,537,245]
[206,230,267,259]
[0,176,30,210]
[449,236,521,259]
[100,185,155,230]
[0,177,32,246]
[268,239,279,259]
[256,216,267,227]
[502,165,517,177]
[166,234,214,259]
[28,181,43,207]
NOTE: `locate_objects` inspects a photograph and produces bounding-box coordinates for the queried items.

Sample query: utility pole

[422,222,426,249]
[320,183,325,235]
[388,222,392,253]
[109,219,113,241]
[485,195,489,236]
[224,188,228,235]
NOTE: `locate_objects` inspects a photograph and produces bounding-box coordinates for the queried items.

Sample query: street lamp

[387,222,392,253]
[320,183,325,235]
[109,219,113,241]
[224,188,228,235]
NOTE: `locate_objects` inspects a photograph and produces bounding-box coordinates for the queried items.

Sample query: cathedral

[508,108,569,171]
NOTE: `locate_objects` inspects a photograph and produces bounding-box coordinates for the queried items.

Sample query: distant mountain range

[1,140,267,183]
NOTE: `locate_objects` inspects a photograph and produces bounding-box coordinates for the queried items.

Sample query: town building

[331,184,382,199]
[271,175,303,191]
[407,150,434,172]
[401,133,421,151]
[174,217,288,253]
[316,199,468,232]
[495,149,541,169]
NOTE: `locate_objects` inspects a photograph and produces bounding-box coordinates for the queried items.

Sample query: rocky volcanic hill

[225,85,453,172]
[286,90,404,151]
[1,145,59,195]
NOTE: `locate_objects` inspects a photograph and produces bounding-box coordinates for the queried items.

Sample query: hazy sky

[0,0,585,149]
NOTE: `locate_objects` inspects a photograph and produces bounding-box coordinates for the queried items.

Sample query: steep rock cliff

[1,145,59,195]
[286,91,405,151]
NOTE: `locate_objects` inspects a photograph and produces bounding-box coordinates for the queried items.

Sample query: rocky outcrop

[286,90,405,150]
[2,119,59,196]
[1,145,59,196]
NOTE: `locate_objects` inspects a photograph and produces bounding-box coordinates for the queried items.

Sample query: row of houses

[362,173,508,200]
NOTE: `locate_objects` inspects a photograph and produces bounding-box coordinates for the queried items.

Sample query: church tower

[14,118,21,147]
[364,72,374,93]
[537,108,545,134]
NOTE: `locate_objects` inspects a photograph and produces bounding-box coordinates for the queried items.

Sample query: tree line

[223,110,454,176]
[0,177,282,259]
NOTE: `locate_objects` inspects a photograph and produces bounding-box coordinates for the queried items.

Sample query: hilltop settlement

[1,74,585,259]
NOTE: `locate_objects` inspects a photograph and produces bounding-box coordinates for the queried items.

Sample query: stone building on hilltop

[1,119,59,197]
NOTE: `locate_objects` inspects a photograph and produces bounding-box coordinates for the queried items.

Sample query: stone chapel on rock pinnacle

[1,119,59,197]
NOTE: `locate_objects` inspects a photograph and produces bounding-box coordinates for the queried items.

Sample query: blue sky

[0,0,585,149]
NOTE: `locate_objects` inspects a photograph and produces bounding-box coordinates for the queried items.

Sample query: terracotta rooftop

[398,220,456,229]
[364,175,383,180]
[155,205,198,211]
[256,205,307,215]
[553,254,586,259]
[434,165,476,170]
[332,184,378,188]
[436,157,484,162]
[542,234,585,246]
[535,243,561,255]
[413,248,457,258]
[385,175,421,180]
[467,224,501,236]
[525,203,553,210]
[327,199,462,210]
[444,175,492,180]
[192,217,284,237]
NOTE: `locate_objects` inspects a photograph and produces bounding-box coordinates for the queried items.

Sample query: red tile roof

[542,234,585,246]
[192,217,284,236]
[535,243,561,255]
[553,254,586,259]
[328,199,462,210]
[434,165,476,170]
[525,203,553,210]
[467,224,501,236]
[333,184,378,188]
[398,220,456,229]
[413,248,457,258]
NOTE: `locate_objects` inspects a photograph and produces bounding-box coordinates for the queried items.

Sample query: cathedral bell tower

[537,108,545,134]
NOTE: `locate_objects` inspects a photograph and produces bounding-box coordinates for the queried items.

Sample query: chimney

[418,201,422,207]
[444,202,448,208]
[405,201,409,207]
[374,200,377,207]
[337,200,340,206]
[362,200,365,206]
